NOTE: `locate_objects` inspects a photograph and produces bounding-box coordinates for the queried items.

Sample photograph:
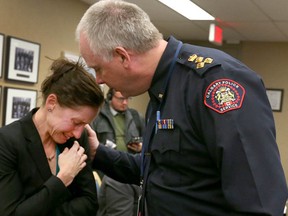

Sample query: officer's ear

[114,47,130,67]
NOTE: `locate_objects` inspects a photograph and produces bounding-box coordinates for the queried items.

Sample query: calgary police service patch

[204,79,245,114]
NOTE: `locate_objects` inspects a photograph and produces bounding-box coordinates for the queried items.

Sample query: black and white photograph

[2,87,37,125]
[0,33,4,78]
[14,47,34,72]
[5,36,40,83]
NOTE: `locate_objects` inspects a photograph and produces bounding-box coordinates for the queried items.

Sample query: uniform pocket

[149,127,182,187]
[150,127,180,154]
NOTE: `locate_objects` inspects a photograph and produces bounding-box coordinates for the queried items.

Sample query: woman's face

[47,104,98,144]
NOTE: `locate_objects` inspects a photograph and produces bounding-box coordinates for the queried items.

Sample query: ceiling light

[157,0,214,20]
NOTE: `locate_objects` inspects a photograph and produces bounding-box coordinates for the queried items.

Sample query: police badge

[204,79,245,114]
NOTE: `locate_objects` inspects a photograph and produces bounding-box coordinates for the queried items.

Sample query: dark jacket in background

[91,100,145,153]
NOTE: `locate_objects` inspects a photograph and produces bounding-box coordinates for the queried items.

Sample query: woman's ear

[45,94,57,112]
[114,47,130,67]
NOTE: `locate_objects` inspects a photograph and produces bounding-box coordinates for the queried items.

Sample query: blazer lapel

[20,109,52,181]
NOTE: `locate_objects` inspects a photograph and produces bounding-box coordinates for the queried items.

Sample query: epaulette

[177,51,221,77]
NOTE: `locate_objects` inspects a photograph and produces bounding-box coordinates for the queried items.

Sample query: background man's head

[107,88,130,112]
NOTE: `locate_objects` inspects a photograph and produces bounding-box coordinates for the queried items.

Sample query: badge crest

[204,79,245,113]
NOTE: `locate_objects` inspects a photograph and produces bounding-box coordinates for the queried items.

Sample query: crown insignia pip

[188,54,213,69]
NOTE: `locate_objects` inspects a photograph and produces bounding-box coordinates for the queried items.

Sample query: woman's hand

[57,141,87,186]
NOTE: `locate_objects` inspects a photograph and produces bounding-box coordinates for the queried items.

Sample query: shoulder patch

[177,51,221,77]
[204,79,245,114]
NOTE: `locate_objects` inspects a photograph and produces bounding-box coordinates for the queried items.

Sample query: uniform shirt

[94,36,288,216]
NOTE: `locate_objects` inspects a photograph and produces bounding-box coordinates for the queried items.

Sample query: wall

[0,0,90,124]
[0,0,149,120]
[0,0,287,182]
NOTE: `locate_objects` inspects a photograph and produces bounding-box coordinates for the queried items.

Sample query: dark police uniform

[93,36,288,216]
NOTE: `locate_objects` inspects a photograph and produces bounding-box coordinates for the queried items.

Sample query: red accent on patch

[204,79,245,114]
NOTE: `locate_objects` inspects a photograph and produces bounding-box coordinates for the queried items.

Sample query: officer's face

[79,33,146,98]
[79,34,126,90]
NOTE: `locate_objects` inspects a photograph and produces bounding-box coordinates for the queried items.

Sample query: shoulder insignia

[188,54,213,69]
[204,79,245,114]
[177,51,220,77]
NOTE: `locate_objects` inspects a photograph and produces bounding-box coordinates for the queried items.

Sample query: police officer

[77,0,288,215]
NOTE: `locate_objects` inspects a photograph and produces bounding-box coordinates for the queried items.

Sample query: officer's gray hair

[76,0,163,61]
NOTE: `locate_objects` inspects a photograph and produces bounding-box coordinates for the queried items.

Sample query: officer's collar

[149,36,182,103]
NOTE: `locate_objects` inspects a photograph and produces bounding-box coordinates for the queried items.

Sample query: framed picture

[266,88,284,112]
[2,87,37,125]
[5,36,40,83]
[0,33,4,78]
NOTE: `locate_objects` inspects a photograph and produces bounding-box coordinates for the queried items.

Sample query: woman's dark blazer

[0,108,98,216]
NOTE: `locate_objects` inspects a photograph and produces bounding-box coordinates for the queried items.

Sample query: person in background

[0,58,104,216]
[76,0,288,215]
[91,87,145,216]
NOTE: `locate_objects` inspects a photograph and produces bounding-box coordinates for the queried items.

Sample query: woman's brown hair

[41,58,104,108]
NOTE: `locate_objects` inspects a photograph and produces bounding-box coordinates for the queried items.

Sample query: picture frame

[5,36,40,83]
[266,88,284,112]
[2,87,37,125]
[0,33,4,78]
